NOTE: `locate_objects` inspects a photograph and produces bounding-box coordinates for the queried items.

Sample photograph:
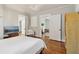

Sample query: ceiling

[5,4,74,14]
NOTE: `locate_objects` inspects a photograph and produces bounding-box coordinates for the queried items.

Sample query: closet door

[49,14,61,41]
[65,12,79,53]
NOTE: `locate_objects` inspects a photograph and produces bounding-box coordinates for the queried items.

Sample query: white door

[49,14,61,41]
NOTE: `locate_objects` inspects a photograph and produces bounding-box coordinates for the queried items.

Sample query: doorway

[18,15,26,35]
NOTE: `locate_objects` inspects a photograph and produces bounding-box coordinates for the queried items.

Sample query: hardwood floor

[42,36,66,54]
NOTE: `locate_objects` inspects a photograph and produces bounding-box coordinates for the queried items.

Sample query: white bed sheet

[0,36,46,54]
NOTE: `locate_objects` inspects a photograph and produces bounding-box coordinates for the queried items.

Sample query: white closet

[39,14,62,41]
[49,14,61,41]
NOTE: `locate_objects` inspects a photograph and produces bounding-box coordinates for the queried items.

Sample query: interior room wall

[0,5,4,16]
[4,7,29,35]
[75,4,79,11]
[0,17,3,39]
[4,7,22,26]
[0,5,4,39]
[29,15,39,36]
[0,4,77,39]
[0,5,29,39]
[29,5,76,42]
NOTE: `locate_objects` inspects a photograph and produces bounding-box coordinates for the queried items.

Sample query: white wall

[0,5,76,39]
[75,5,79,11]
[30,5,76,42]
[4,7,20,26]
[4,7,29,35]
[30,15,39,36]
[0,5,4,39]
[31,16,38,27]
[0,5,4,16]
[0,5,29,39]
[0,17,3,39]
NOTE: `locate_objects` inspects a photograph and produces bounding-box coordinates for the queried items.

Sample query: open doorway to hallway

[18,15,26,35]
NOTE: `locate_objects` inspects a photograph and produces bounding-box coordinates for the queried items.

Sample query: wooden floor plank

[42,36,66,54]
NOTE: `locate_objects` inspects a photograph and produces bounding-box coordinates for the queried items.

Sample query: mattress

[0,36,46,54]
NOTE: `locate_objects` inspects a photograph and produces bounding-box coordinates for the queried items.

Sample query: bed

[0,36,46,54]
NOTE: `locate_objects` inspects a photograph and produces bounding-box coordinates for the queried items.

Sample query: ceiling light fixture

[29,5,41,11]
